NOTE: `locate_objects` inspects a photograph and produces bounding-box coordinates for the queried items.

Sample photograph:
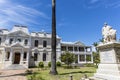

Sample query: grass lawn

[27,67,96,80]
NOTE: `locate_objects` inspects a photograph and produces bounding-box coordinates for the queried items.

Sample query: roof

[31,32,61,39]
[10,25,29,35]
[61,41,85,46]
[0,29,9,34]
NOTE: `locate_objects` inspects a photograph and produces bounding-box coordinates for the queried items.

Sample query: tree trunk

[49,0,58,75]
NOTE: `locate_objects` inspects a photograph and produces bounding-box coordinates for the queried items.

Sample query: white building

[61,41,93,64]
[0,25,93,69]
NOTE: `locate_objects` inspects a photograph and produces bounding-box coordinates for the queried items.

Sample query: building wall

[0,26,92,69]
[61,42,93,64]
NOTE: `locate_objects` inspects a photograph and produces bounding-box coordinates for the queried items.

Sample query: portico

[4,43,30,69]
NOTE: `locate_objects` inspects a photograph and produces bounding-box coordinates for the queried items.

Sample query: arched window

[43,53,46,61]
[6,52,10,60]
[9,38,13,44]
[17,38,21,42]
[23,52,27,61]
[0,37,1,45]
[34,53,38,61]
[34,40,38,47]
[24,39,28,45]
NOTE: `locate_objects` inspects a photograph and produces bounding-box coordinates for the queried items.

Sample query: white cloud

[0,0,49,29]
[0,0,7,4]
[106,1,120,8]
[84,0,120,9]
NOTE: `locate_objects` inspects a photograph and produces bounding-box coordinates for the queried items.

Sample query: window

[34,53,38,61]
[79,55,85,61]
[68,47,73,51]
[43,41,47,47]
[24,39,28,45]
[17,39,21,42]
[9,38,13,44]
[86,55,91,61]
[34,40,38,47]
[43,53,46,61]
[79,47,84,51]
[0,38,1,45]
[6,52,10,60]
[61,46,66,51]
[74,47,78,51]
[23,52,27,61]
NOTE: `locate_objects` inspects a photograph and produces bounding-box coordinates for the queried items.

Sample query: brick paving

[0,70,27,80]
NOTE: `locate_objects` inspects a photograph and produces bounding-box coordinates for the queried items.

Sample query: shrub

[38,62,44,68]
[25,69,33,74]
[56,61,61,67]
[28,72,45,80]
[48,62,51,67]
[60,51,75,67]
[84,63,94,67]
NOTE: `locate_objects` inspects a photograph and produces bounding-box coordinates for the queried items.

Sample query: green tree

[93,52,100,67]
[86,55,91,62]
[93,41,100,67]
[60,51,75,67]
[99,38,104,43]
[49,0,58,75]
[92,42,98,52]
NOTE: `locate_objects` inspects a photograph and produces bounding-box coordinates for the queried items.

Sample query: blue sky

[0,0,120,46]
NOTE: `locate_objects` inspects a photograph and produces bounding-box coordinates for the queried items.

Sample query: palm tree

[93,42,98,52]
[99,38,104,43]
[49,0,58,75]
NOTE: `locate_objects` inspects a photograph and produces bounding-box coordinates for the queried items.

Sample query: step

[5,64,26,70]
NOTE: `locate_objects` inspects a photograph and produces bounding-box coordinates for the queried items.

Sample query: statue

[102,23,116,43]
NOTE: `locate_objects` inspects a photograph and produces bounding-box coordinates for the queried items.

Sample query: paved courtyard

[0,70,27,80]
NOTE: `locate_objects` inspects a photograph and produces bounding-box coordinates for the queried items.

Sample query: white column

[29,36,31,46]
[3,49,6,61]
[85,54,86,63]
[66,46,68,51]
[90,47,92,52]
[73,46,75,53]
[84,47,86,52]
[3,49,6,69]
[27,50,29,61]
[77,46,79,52]
[78,55,79,63]
[91,54,93,63]
[20,48,23,64]
[9,48,13,63]
[27,50,29,67]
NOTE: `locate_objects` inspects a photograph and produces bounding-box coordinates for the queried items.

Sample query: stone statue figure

[102,23,116,43]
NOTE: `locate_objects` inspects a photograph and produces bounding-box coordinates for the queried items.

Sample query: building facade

[61,42,93,64]
[0,25,92,69]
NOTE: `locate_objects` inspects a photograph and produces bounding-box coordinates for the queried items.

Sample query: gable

[8,30,29,37]
[11,42,24,47]
[74,41,85,46]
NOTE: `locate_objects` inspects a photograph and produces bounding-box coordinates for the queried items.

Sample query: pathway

[0,70,27,80]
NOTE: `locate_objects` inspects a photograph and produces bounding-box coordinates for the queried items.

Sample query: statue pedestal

[94,42,120,80]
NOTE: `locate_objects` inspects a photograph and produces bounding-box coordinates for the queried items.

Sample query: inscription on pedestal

[101,51,115,63]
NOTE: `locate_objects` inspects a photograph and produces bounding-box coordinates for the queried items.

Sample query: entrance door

[14,53,20,64]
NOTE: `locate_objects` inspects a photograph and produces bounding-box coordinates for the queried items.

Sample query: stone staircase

[89,77,107,80]
[5,64,26,70]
